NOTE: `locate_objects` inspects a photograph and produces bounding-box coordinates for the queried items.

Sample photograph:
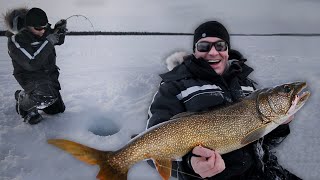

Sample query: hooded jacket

[147,50,256,128]
[5,8,65,93]
[7,26,64,93]
[146,51,292,179]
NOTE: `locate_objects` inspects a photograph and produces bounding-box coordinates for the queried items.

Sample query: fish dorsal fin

[170,112,197,120]
[241,123,272,145]
[153,158,172,180]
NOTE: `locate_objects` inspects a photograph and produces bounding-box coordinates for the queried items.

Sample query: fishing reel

[56,27,68,34]
[54,19,68,35]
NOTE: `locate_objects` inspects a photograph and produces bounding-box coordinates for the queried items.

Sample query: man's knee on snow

[31,86,59,109]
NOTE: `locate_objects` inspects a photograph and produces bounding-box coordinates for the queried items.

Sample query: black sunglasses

[196,41,228,52]
[33,24,48,31]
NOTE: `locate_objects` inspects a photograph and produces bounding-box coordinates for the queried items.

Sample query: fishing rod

[65,14,95,32]
[56,14,96,36]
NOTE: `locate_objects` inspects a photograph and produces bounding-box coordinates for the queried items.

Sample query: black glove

[46,33,59,45]
[54,19,67,34]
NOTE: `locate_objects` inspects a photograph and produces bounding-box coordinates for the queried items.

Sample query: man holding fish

[146,21,300,180]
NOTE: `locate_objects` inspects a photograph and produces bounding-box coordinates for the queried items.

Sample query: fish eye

[284,85,291,93]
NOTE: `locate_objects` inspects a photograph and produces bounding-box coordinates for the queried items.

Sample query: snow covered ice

[1,34,320,180]
[1,1,320,180]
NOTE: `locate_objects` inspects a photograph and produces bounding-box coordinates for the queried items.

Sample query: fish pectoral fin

[153,158,172,180]
[241,124,270,145]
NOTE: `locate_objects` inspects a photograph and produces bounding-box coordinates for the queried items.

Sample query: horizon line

[1,31,320,36]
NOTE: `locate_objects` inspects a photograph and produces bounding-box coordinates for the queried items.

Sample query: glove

[46,33,59,45]
[54,19,67,34]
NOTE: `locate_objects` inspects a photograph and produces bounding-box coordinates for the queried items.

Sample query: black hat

[25,8,48,27]
[193,21,230,51]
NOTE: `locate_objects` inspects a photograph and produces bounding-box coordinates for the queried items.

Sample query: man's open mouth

[208,60,221,64]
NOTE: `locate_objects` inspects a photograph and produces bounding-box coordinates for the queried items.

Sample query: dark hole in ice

[88,118,120,136]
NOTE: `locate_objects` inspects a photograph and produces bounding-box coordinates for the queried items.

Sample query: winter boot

[24,109,43,125]
[14,90,28,117]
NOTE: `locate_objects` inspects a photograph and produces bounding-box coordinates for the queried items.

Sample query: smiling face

[194,37,229,75]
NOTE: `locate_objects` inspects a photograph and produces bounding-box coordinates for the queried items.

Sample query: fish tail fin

[47,139,128,180]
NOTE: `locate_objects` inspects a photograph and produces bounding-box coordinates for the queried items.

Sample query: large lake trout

[48,82,310,180]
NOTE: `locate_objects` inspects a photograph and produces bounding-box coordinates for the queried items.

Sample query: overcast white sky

[1,0,320,33]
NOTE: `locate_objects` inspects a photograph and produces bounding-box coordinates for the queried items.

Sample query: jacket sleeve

[146,81,186,128]
[8,34,55,71]
[263,124,290,149]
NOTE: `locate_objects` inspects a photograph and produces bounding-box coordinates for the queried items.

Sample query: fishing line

[64,14,96,37]
[157,164,205,179]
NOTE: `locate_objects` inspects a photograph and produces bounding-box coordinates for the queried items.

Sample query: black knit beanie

[193,21,230,51]
[25,8,48,27]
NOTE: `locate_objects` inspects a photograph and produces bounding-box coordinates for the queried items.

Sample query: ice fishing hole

[88,118,120,136]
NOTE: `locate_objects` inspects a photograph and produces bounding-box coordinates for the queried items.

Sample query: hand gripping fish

[47,81,310,180]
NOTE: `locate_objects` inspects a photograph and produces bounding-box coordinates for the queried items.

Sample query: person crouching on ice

[5,7,67,124]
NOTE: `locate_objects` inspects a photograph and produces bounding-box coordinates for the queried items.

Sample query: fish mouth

[288,82,311,115]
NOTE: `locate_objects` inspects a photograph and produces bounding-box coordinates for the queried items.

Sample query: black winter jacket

[146,52,291,180]
[147,54,256,127]
[7,27,64,93]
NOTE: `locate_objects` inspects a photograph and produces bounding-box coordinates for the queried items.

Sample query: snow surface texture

[1,0,320,179]
[1,35,320,180]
